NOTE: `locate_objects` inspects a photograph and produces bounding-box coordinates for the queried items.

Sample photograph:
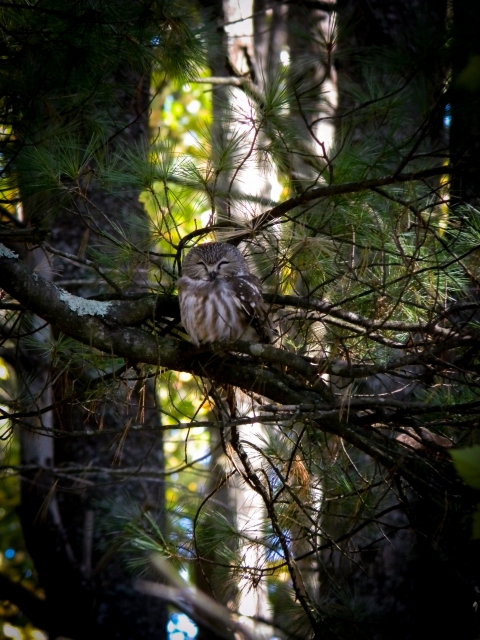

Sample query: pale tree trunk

[280,1,338,611]
[192,4,242,640]
[203,2,338,633]
[287,0,337,190]
[18,284,54,473]
[202,1,335,633]
[221,3,275,635]
[196,1,277,635]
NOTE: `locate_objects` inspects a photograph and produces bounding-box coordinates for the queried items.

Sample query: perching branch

[1,241,473,498]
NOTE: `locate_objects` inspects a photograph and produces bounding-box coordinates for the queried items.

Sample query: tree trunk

[16,43,168,640]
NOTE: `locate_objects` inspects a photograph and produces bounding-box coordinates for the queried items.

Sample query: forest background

[0,1,480,639]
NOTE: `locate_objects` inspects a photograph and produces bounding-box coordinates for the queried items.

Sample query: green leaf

[450,445,480,489]
[472,505,480,540]
[456,55,480,91]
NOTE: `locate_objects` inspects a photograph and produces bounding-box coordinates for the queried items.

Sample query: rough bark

[10,36,168,640]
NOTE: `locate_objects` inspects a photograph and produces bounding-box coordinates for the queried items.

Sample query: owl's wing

[227,275,272,343]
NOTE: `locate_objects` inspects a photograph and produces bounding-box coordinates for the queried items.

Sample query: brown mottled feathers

[177,242,271,346]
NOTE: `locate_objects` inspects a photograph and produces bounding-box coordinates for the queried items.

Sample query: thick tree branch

[0,243,470,497]
[0,226,46,243]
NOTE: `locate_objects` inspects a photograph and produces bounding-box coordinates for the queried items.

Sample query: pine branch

[171,165,456,246]
[244,165,456,237]
[263,294,459,337]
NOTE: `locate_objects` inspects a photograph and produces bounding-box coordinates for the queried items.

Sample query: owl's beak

[208,271,218,281]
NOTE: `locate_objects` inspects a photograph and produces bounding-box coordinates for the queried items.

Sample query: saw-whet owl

[178,242,271,346]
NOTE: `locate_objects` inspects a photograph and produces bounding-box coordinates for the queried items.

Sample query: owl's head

[181,242,250,281]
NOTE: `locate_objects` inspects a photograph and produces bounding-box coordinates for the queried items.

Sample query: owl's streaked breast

[178,276,261,346]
